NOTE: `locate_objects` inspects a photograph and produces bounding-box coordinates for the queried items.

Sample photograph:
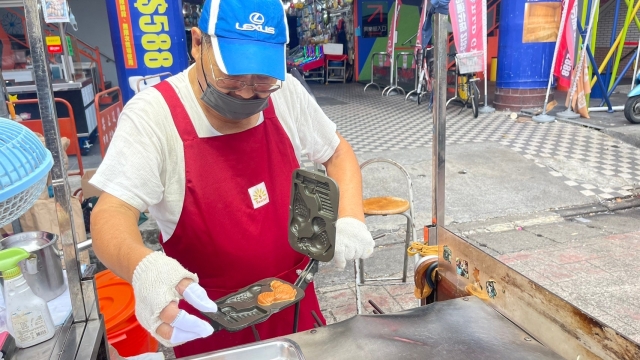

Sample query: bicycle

[446,52,482,118]
[416,46,435,109]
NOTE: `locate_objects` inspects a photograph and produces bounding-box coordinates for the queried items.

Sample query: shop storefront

[0,1,103,153]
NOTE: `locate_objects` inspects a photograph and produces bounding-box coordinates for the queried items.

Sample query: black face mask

[197,48,269,121]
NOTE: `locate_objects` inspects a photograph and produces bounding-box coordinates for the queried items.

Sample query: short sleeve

[89,90,168,212]
[281,75,340,164]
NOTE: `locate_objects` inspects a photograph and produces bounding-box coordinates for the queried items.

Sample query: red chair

[94,87,123,159]
[10,98,84,176]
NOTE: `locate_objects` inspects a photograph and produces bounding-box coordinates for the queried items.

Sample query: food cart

[0,0,102,153]
[3,3,640,359]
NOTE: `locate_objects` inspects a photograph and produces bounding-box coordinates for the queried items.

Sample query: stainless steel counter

[6,78,93,94]
[183,297,563,360]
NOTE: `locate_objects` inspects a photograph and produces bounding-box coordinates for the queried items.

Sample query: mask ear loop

[198,38,217,94]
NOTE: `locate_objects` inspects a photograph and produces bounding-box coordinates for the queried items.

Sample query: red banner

[554,0,577,89]
[385,0,402,65]
[449,0,484,65]
[415,0,428,59]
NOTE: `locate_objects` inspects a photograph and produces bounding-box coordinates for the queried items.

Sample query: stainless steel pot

[0,231,66,302]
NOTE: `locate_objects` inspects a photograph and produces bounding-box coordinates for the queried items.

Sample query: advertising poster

[361,1,388,38]
[42,0,70,23]
[105,0,189,103]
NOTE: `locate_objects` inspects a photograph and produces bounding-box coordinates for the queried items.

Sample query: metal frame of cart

[4,0,108,358]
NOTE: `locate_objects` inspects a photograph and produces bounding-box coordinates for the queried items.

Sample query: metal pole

[10,219,22,234]
[431,13,447,246]
[604,0,622,81]
[58,23,74,83]
[0,71,10,119]
[533,0,571,123]
[24,0,87,323]
[559,0,600,119]
[632,38,640,89]
[479,0,495,114]
[354,260,363,314]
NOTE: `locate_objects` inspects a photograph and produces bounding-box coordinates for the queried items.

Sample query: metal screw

[524,337,532,342]
[462,297,468,301]
[310,330,317,334]
[296,269,303,275]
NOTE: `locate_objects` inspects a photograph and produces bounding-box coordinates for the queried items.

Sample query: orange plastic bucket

[96,270,159,357]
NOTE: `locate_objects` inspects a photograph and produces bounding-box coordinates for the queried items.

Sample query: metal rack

[363,52,388,92]
[5,0,108,358]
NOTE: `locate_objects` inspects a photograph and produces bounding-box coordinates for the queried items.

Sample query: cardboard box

[81,169,102,199]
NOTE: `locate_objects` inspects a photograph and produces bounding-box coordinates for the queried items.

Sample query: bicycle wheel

[470,83,479,118]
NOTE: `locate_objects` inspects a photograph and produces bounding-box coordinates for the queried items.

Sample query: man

[90,0,375,357]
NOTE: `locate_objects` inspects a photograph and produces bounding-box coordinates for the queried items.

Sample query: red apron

[154,82,325,358]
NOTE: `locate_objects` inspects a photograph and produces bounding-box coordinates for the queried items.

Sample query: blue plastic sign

[105,0,189,103]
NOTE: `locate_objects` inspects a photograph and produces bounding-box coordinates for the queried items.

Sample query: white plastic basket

[456,51,484,74]
[322,43,344,55]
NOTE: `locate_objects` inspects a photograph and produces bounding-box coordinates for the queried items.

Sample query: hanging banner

[449,0,485,65]
[567,56,591,118]
[385,0,402,66]
[105,0,189,104]
[554,0,577,89]
[414,0,428,58]
[42,0,70,23]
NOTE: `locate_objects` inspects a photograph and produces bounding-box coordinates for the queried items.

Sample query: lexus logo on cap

[249,13,264,25]
[236,12,275,34]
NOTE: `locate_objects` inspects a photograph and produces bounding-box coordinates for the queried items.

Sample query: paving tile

[394,292,421,311]
[321,309,338,325]
[331,303,358,323]
[540,246,607,265]
[519,269,554,286]
[523,221,610,243]
[588,255,640,275]
[384,283,415,297]
[468,230,561,255]
[359,285,403,314]
[317,287,355,311]
[316,283,352,294]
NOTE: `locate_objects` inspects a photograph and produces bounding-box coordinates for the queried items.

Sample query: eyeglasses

[203,44,282,96]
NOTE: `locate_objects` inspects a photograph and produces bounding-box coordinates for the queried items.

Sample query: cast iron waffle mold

[202,278,305,332]
[288,169,339,262]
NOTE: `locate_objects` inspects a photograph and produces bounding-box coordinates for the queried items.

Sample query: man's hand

[332,217,375,269]
[133,252,218,347]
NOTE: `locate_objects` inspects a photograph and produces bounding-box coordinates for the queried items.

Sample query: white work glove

[132,252,218,347]
[333,217,376,270]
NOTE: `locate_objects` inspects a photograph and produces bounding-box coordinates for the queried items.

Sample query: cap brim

[214,38,286,81]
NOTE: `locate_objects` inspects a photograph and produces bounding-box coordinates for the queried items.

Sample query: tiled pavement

[309,82,640,201]
[308,82,640,342]
[315,207,640,344]
[448,207,640,343]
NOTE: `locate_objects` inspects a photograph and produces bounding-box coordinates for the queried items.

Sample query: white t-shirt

[90,67,340,240]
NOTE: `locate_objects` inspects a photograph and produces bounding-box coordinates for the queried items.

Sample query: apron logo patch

[249,182,270,209]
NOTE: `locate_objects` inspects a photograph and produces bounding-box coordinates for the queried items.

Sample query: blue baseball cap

[199,0,289,81]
